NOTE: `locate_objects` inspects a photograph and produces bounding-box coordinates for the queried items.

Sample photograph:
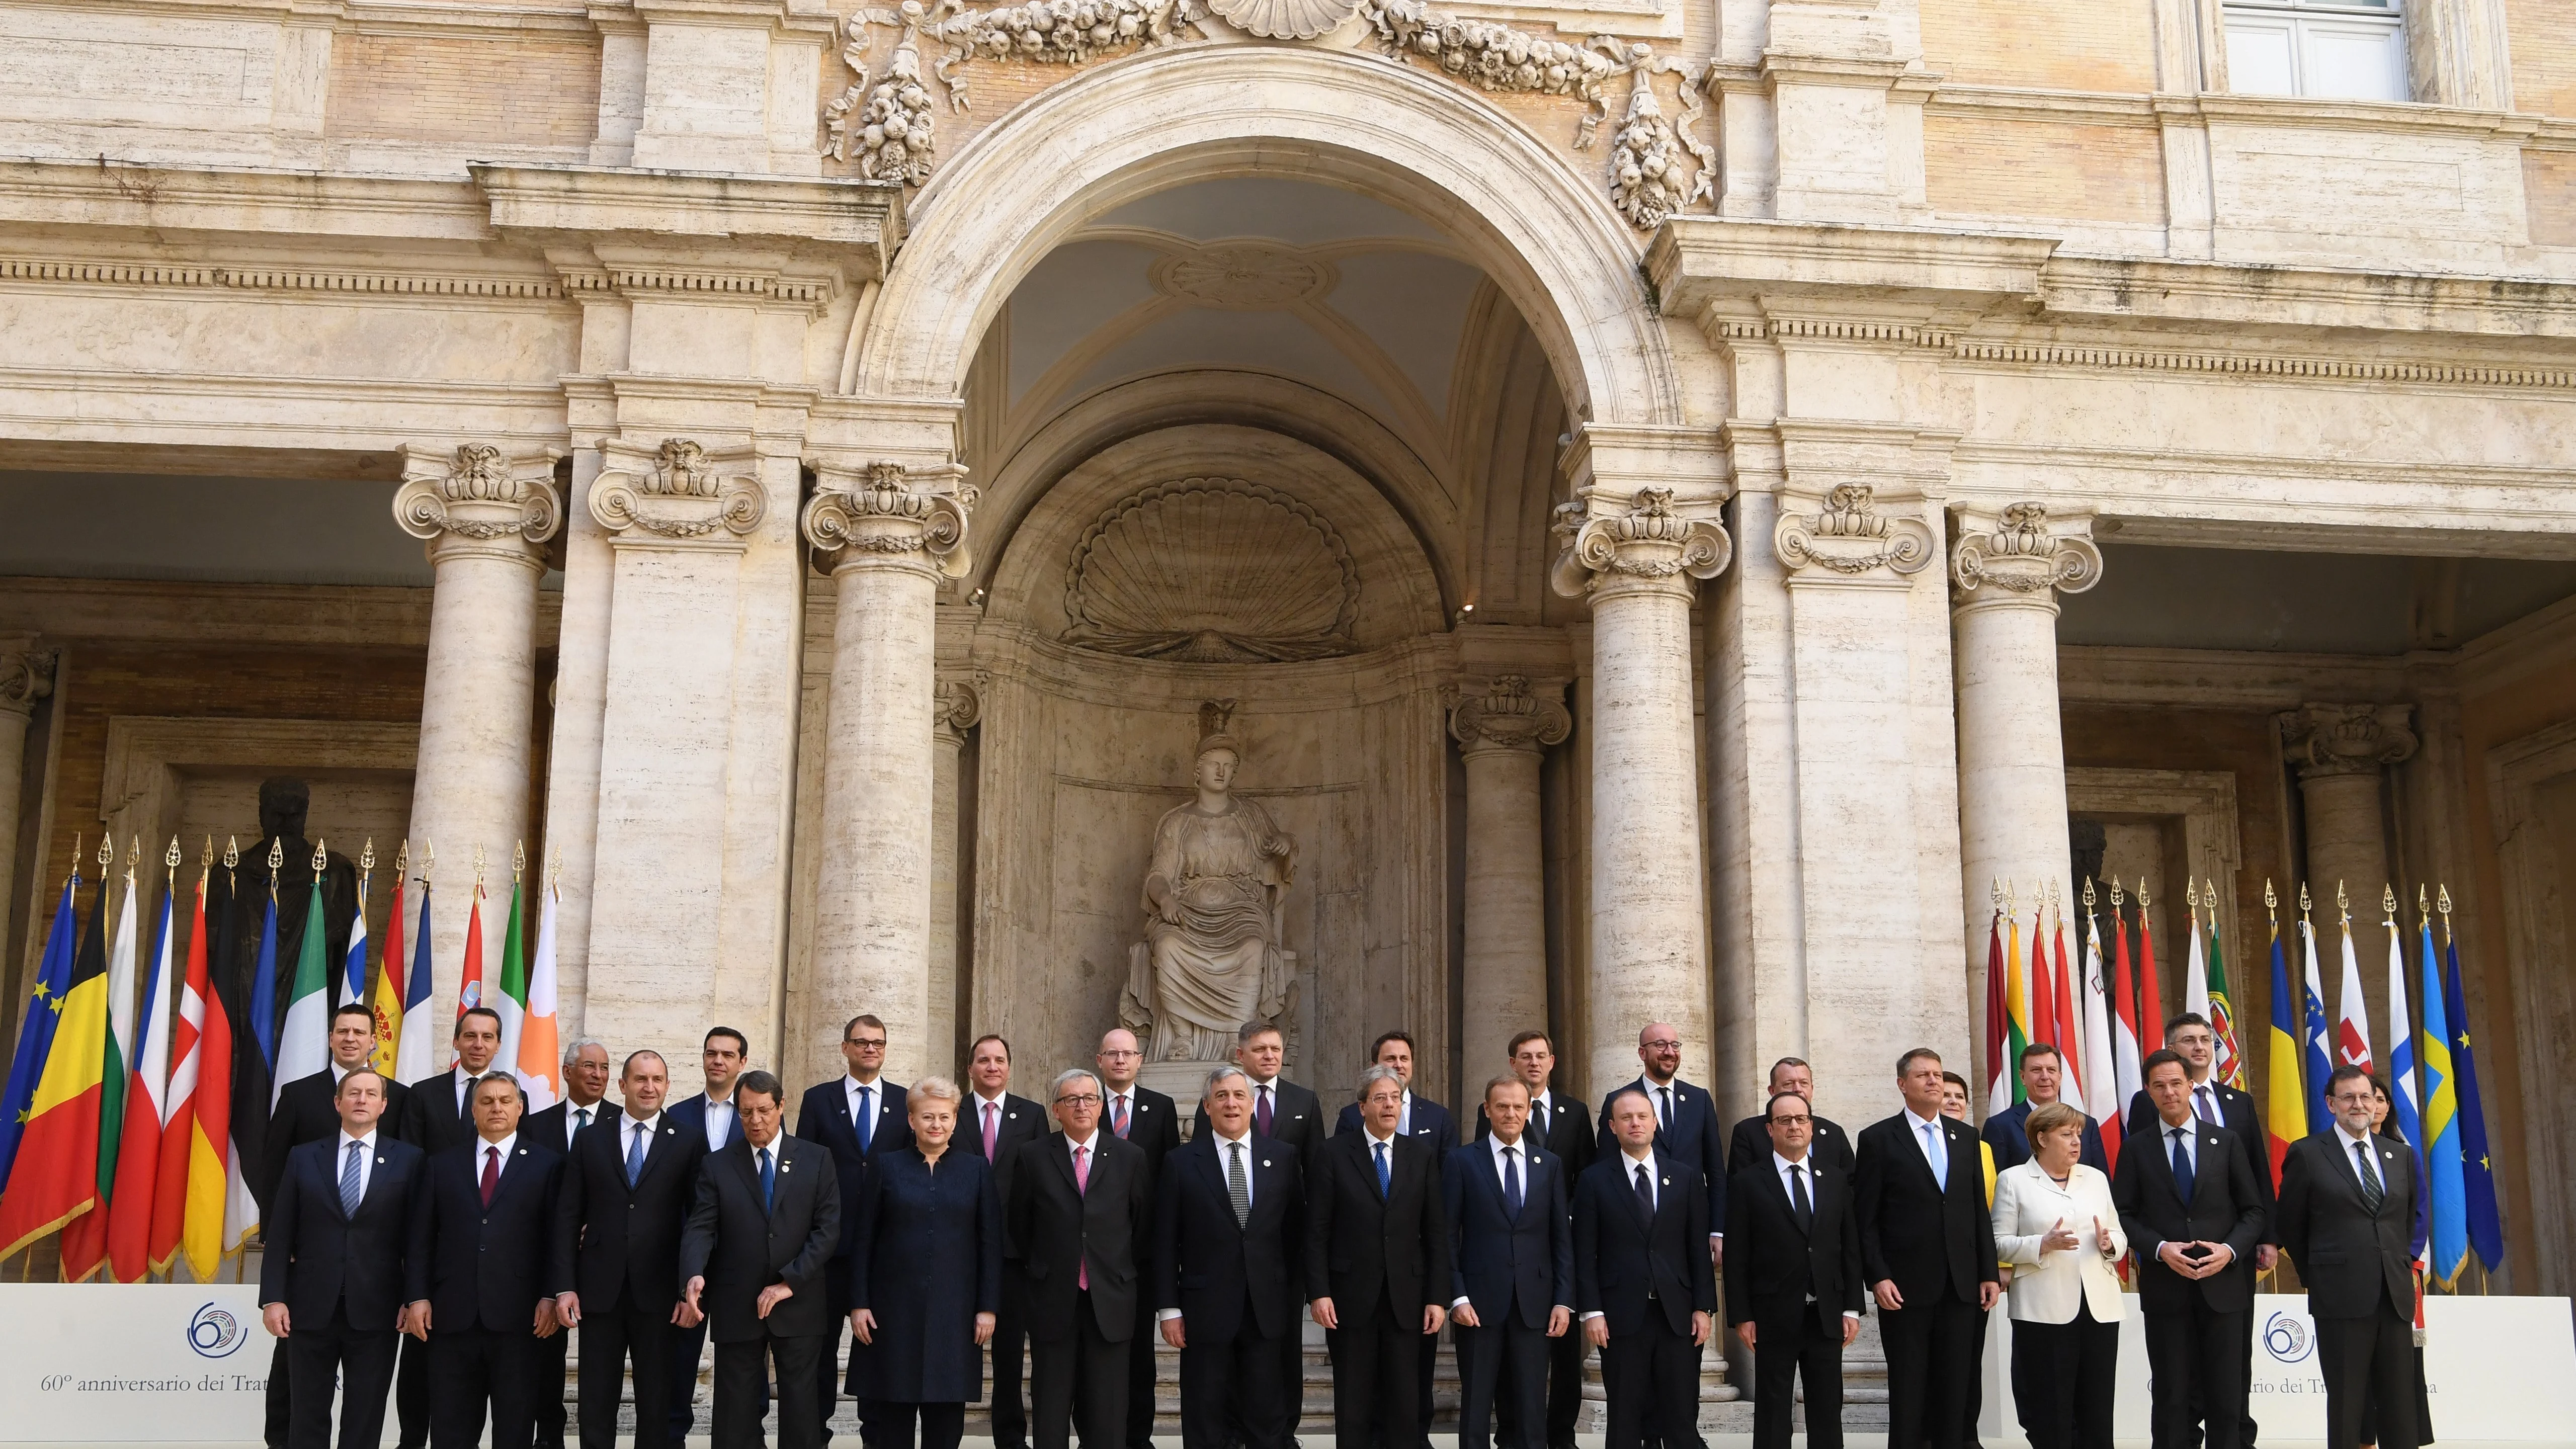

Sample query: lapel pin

[1662,1177,1672,1186]
[1263,1159,1272,1167]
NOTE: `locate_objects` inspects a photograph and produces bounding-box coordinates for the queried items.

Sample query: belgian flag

[0,870,111,1259]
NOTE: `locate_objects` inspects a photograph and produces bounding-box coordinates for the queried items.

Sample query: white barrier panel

[0,1283,269,1442]
[1981,1291,2576,1442]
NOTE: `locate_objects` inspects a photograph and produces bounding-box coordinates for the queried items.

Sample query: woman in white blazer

[1991,1099,2126,1449]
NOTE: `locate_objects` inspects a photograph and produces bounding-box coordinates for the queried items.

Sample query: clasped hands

[1308,1297,1444,1336]
[678,1276,793,1327]
[2156,1240,2236,1279]
[394,1299,562,1340]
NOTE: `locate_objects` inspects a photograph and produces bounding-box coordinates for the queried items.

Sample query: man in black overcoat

[1155,1064,1306,1449]
[2278,1064,2422,1449]
[795,1013,913,1448]
[1724,1091,1862,1449]
[1575,1086,1716,1449]
[2114,1049,2267,1449]
[403,1072,565,1449]
[1008,1068,1153,1449]
[1851,1048,1997,1449]
[1307,1065,1450,1449]
[1097,1028,1181,1449]
[1193,1021,1327,1448]
[964,1034,1048,1449]
[522,1038,616,1449]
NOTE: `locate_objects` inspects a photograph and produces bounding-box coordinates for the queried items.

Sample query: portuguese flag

[0,869,113,1259]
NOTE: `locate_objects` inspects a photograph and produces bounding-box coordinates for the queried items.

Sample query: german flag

[0,870,111,1259]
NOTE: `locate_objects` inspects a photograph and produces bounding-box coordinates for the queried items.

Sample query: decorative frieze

[1549,485,1732,598]
[393,444,563,559]
[1449,674,1570,755]
[1947,501,2103,602]
[801,460,978,576]
[588,439,768,545]
[2282,702,2420,779]
[1774,483,1935,579]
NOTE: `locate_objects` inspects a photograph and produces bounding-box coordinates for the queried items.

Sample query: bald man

[1098,1029,1182,1449]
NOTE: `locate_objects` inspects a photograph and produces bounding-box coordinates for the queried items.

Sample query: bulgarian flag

[2137,898,2165,1056]
[2005,906,2031,1104]
[2207,892,2244,1088]
[106,847,178,1282]
[515,871,561,1112]
[0,860,111,1261]
[370,849,408,1075]
[60,853,140,1282]
[494,864,528,1079]
[2264,902,2303,1187]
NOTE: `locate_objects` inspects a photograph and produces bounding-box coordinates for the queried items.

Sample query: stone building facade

[4,0,2576,1296]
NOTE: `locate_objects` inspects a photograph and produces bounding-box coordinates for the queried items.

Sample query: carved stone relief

[1063,476,1361,661]
[1773,484,1935,579]
[589,438,767,544]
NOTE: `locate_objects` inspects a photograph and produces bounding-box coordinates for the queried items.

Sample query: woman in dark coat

[847,1074,1002,1449]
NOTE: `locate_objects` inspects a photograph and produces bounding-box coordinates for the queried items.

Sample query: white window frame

[2222,0,2409,103]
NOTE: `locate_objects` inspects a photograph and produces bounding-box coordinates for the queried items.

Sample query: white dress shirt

[476,1132,519,1185]
[560,1100,602,1147]
[845,1075,883,1132]
[2336,1122,2387,1192]
[336,1129,380,1203]
[623,1110,664,1168]
[1581,1148,1662,1322]
[1773,1152,1860,1320]
[451,1065,487,1114]
[699,1094,736,1151]
[2157,1116,2200,1177]
[1484,1133,1533,1194]
[1527,1089,1554,1136]
[2188,1076,2224,1126]
[1157,1127,1260,1324]
[1904,1106,1949,1183]
[1107,1087,1137,1136]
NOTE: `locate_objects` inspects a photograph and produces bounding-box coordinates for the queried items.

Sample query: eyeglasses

[1056,1093,1101,1106]
[1770,1115,1812,1127]
[1098,1049,1141,1060]
[846,1037,886,1049]
[1640,1039,1681,1051]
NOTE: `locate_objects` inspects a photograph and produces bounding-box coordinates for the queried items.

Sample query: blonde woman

[845,1076,1001,1449]
[1991,1100,2125,1449]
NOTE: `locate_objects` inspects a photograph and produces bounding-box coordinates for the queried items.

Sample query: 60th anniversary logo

[30,1302,260,1396]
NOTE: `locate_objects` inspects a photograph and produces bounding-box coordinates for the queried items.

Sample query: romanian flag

[370,858,407,1075]
[2206,898,2243,1088]
[59,858,139,1282]
[2420,911,2467,1288]
[2437,912,2504,1272]
[2137,901,2165,1055]
[0,863,111,1260]
[0,868,79,1191]
[2005,908,2031,1104]
[106,853,177,1282]
[1983,907,2009,1118]
[516,873,561,1112]
[2263,908,2302,1187]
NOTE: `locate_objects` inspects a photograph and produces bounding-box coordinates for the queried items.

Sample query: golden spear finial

[165,835,182,877]
[512,840,526,884]
[395,839,409,878]
[360,837,376,875]
[2336,880,2350,922]
[2437,884,2454,942]
[311,838,328,881]
[473,843,486,891]
[200,834,213,877]
[98,834,113,872]
[125,835,139,881]
[2417,883,2429,921]
[2110,875,2125,910]
[2186,877,2200,912]
[2381,883,2397,921]
[2005,877,2017,913]
[224,835,239,872]
[2083,877,2097,909]
[2138,880,2151,909]
[419,840,435,886]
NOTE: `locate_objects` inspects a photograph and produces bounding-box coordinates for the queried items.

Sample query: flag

[2206,900,2243,1088]
[2051,906,2082,1106]
[494,872,527,1078]
[106,854,177,1282]
[2419,911,2467,1288]
[221,862,266,1250]
[2005,908,2031,1104]
[2385,924,2425,1261]
[178,865,235,1276]
[2183,893,2211,1023]
[393,872,435,1086]
[2028,906,2055,1065]
[273,869,333,1103]
[0,869,79,1191]
[2081,903,2121,1169]
[2137,901,2165,1055]
[2437,912,2503,1272]
[340,862,369,1009]
[2299,910,2335,1135]
[371,864,407,1075]
[60,858,141,1282]
[2263,909,2302,1187]
[0,864,111,1260]
[1983,907,2009,1118]
[148,857,208,1276]
[2338,906,2374,1072]
[516,874,561,1112]
[2109,897,2143,1125]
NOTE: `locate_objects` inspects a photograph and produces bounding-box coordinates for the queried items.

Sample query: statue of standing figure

[1121,702,1298,1062]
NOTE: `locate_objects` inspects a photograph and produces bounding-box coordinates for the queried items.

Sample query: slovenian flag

[2298,908,2335,1135]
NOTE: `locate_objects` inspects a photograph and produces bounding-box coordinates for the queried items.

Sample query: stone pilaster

[804,459,976,1087]
[927,669,983,1082]
[0,641,57,934]
[394,443,560,1015]
[1451,675,1570,1072]
[2282,702,2419,906]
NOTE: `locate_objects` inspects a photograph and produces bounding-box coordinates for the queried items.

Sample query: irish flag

[494,867,527,1078]
[272,861,333,1103]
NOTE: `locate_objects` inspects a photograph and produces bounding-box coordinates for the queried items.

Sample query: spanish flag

[0,868,112,1260]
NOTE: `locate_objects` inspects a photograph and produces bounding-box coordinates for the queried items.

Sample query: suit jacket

[794,1076,913,1289]
[1852,1110,1999,1305]
[966,1091,1047,1257]
[1154,1131,1305,1342]
[2127,1080,2276,1244]
[265,1067,411,1212]
[1104,1083,1182,1186]
[1474,1090,1597,1183]
[1197,1076,1325,1186]
[524,1097,620,1156]
[2277,1129,2418,1321]
[259,1132,429,1329]
[2110,1115,2265,1314]
[1725,1111,1852,1180]
[1980,1099,2109,1176]
[396,1068,494,1156]
[678,1134,842,1341]
[1992,1160,2128,1324]
[1573,1149,1716,1338]
[1007,1132,1152,1341]
[1305,1129,1450,1317]
[407,1135,565,1332]
[1443,1139,1573,1330]
[1722,1153,1862,1327]
[667,1092,741,1155]
[1336,1091,1459,1162]
[550,1110,710,1311]
[1596,1077,1727,1232]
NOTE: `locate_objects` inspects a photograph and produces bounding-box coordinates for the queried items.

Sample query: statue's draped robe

[1132,799,1295,1060]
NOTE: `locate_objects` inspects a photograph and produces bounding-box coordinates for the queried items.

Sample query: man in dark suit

[551,1049,710,1449]
[795,1013,913,1448]
[402,1071,565,1449]
[1008,1067,1153,1449]
[521,1038,615,1449]
[1195,1019,1326,1447]
[1330,1029,1454,1446]
[680,1070,842,1449]
[2127,1011,2278,1449]
[1308,1064,1450,1449]
[2114,1049,2266,1449]
[263,1003,414,1449]
[391,1005,503,1449]
[664,1026,750,1443]
[1446,1075,1572,1449]
[1096,1028,1181,1449]
[1576,1087,1716,1449]
[1474,1031,1593,1449]
[2279,1064,2420,1449]
[1725,1091,1862,1449]
[1155,1065,1306,1449]
[259,1069,429,1449]
[1982,1043,2108,1174]
[1724,1057,1850,1179]
[1595,1021,1727,1272]
[963,1033,1047,1449]
[1852,1047,1997,1449]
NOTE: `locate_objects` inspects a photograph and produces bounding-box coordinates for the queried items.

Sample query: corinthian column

[0,641,56,920]
[1551,482,1732,1097]
[395,444,560,993]
[2282,703,2418,903]
[1451,675,1571,1067]
[1949,501,2103,1036]
[803,462,975,1086]
[927,671,982,1080]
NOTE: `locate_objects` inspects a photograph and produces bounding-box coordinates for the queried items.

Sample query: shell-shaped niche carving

[1065,477,1361,663]
[1206,0,1366,40]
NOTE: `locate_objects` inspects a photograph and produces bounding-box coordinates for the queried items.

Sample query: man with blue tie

[668,1027,750,1443]
[1331,1030,1456,1446]
[1852,1048,1998,1449]
[1446,1075,1572,1449]
[796,1014,913,1449]
[1309,1065,1450,1449]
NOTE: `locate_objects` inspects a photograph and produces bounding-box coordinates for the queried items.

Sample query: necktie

[1374,1141,1390,1198]
[573,1106,592,1146]
[625,1122,646,1187]
[1789,1162,1813,1232]
[1227,1141,1251,1228]
[341,1141,364,1217]
[759,1146,776,1212]
[1256,1086,1273,1138]
[1657,1086,1673,1135]
[2354,1140,2385,1214]
[459,1072,479,1114]
[2170,1126,2196,1204]
[1073,1146,1091,1290]
[1633,1161,1655,1225]
[2195,1086,2219,1126]
[983,1102,999,1160]
[1921,1120,1949,1187]
[855,1086,872,1154]
[1532,1098,1548,1141]
[1113,1095,1129,1139]
[480,1144,501,1206]
[1502,1145,1523,1218]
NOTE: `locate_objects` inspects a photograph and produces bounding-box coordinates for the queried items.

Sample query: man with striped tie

[1155,1065,1305,1449]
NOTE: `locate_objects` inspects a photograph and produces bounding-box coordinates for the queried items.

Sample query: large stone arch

[858,43,1684,432]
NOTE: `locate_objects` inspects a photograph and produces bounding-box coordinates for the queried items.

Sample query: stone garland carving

[1773,484,1935,577]
[1948,501,2103,598]
[589,439,768,542]
[2282,703,2419,779]
[801,460,980,576]
[1548,485,1732,596]
[1597,41,1712,229]
[1450,674,1570,753]
[0,648,56,718]
[393,443,562,549]
[1062,475,1360,662]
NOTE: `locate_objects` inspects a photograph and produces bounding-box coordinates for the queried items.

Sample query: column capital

[1548,486,1733,602]
[1774,483,1937,583]
[1450,674,1571,756]
[803,460,978,579]
[588,437,768,548]
[395,443,563,564]
[1947,500,2104,606]
[0,642,56,721]
[2282,702,2419,779]
[933,669,985,747]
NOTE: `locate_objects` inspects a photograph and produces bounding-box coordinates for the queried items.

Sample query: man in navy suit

[393,1005,505,1449]
[1446,1075,1572,1449]
[1575,1088,1716,1449]
[795,1013,914,1448]
[1474,1032,1593,1449]
[402,1071,565,1449]
[963,1034,1049,1449]
[1192,1020,1327,1448]
[1097,1028,1182,1449]
[259,1068,429,1449]
[1595,1021,1727,1273]
[1853,1048,1998,1449]
[1724,1091,1863,1449]
[1332,1029,1456,1445]
[1980,1043,2108,1174]
[664,1026,749,1443]
[1155,1065,1305,1449]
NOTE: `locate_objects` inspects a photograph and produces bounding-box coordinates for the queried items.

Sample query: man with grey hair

[1155,1065,1307,1449]
[522,1039,614,1449]
[1009,1067,1153,1449]
[1192,1020,1325,1447]
[1307,1064,1450,1449]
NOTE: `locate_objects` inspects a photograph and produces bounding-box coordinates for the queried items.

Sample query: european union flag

[0,873,79,1191]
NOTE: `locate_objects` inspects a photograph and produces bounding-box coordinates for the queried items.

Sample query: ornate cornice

[1774,483,1936,580]
[393,443,563,563]
[589,438,768,545]
[0,646,57,720]
[802,460,977,577]
[1548,486,1732,600]
[1947,500,2102,605]
[0,258,562,299]
[2282,702,2419,780]
[1449,674,1570,755]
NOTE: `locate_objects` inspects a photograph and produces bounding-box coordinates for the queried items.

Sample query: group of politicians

[252,1002,2430,1449]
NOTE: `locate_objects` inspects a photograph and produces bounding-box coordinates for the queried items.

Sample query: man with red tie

[404,1072,566,1449]
[1096,1029,1181,1448]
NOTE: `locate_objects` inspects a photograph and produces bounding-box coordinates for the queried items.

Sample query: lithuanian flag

[0,869,112,1259]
